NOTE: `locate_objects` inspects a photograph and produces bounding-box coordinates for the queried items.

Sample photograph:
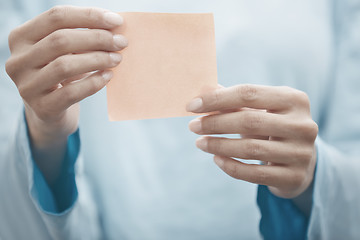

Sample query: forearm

[25,108,69,186]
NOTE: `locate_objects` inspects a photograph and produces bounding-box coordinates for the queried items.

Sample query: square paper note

[107,12,218,121]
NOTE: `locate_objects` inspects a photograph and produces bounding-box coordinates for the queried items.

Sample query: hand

[6,6,127,145]
[187,84,318,198]
[5,6,127,183]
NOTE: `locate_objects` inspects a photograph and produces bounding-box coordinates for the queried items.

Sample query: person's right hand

[5,6,127,182]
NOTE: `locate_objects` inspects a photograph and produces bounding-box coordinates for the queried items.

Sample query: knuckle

[5,56,24,81]
[203,116,218,133]
[8,28,18,44]
[309,121,319,140]
[237,84,257,102]
[84,8,103,25]
[53,57,71,77]
[84,7,99,20]
[212,89,221,108]
[294,89,310,108]
[252,167,268,184]
[49,30,68,50]
[294,146,314,162]
[89,76,105,91]
[204,89,222,111]
[6,53,33,86]
[62,87,78,103]
[5,57,15,77]
[92,52,104,65]
[207,138,221,153]
[8,27,21,51]
[223,162,241,179]
[242,112,263,131]
[304,148,315,161]
[300,120,319,140]
[84,8,95,18]
[243,140,262,159]
[280,86,302,108]
[17,84,31,100]
[47,6,68,24]
[290,171,305,188]
[94,30,105,43]
[288,118,318,141]
[94,52,110,68]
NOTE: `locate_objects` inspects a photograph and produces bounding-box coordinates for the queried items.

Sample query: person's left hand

[186,84,318,198]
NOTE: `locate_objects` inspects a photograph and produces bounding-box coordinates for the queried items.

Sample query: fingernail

[214,156,224,168]
[113,35,128,49]
[110,52,122,64]
[189,119,202,133]
[196,137,208,151]
[104,12,123,26]
[102,71,113,81]
[186,98,203,112]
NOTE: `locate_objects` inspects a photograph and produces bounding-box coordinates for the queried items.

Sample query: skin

[187,84,318,199]
[5,6,128,185]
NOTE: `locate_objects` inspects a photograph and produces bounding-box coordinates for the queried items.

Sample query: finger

[186,84,307,113]
[11,6,123,43]
[196,136,309,165]
[36,51,122,92]
[61,73,93,85]
[213,155,293,188]
[45,70,112,111]
[29,29,127,67]
[189,110,292,138]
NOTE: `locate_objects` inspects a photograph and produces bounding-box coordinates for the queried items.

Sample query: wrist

[24,108,71,185]
[24,105,77,150]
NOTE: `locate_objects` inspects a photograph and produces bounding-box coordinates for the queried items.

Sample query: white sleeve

[0,114,101,240]
[307,0,360,239]
[0,2,101,239]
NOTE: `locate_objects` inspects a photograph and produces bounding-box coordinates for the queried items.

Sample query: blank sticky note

[107,12,218,121]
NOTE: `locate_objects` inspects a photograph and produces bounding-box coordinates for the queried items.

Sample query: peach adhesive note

[107,12,218,121]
